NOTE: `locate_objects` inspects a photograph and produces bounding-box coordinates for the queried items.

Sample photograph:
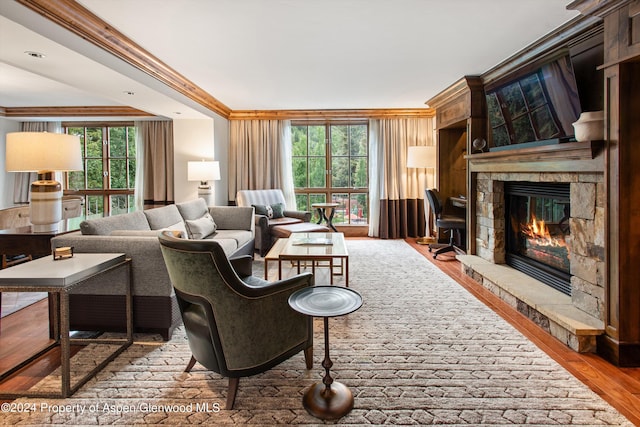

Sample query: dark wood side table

[0,224,79,323]
[288,286,363,420]
[0,223,80,260]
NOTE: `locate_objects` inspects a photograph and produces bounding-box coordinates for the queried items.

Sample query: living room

[1,0,640,425]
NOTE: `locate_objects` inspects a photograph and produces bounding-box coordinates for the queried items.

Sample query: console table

[288,286,362,420]
[0,253,132,398]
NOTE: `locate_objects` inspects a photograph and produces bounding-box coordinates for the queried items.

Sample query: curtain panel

[228,119,296,208]
[368,117,435,239]
[136,121,175,209]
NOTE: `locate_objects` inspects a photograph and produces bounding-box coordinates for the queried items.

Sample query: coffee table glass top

[282,232,347,257]
[289,286,362,317]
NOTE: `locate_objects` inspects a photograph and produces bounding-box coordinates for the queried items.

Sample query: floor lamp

[5,132,83,233]
[407,145,436,244]
[188,160,220,206]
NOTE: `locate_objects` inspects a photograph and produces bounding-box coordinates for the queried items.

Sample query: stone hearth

[460,170,605,352]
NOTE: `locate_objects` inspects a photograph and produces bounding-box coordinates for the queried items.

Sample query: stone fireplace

[459,158,606,353]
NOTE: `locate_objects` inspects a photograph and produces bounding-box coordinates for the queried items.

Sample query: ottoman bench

[271,222,331,238]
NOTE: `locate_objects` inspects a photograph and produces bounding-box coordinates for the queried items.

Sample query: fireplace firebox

[505,182,571,295]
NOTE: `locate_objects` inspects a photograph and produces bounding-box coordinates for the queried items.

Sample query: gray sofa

[51,198,255,340]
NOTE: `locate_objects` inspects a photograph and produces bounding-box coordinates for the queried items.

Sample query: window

[64,124,137,218]
[291,122,368,225]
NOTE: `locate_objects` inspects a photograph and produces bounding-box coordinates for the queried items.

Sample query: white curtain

[368,117,434,238]
[229,119,296,208]
[13,122,62,204]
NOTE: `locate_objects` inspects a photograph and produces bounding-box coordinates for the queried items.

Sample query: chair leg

[432,229,459,259]
[184,355,197,373]
[226,377,240,410]
[304,346,313,370]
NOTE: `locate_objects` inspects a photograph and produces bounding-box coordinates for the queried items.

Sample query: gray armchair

[236,189,312,256]
[157,231,314,409]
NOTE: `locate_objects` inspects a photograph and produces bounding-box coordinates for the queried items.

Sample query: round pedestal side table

[288,285,363,420]
[311,202,339,231]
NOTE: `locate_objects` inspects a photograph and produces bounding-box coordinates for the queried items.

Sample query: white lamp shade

[188,160,221,182]
[407,146,436,168]
[6,132,83,172]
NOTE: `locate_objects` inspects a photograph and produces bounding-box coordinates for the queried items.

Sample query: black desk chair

[426,189,466,259]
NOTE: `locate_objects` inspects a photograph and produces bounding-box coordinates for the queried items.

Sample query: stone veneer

[465,171,606,352]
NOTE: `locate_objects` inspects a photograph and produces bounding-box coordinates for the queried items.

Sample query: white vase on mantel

[572,110,604,142]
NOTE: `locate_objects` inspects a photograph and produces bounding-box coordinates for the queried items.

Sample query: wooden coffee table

[264,232,349,286]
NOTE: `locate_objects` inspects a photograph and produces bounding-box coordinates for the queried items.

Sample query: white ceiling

[0,0,580,119]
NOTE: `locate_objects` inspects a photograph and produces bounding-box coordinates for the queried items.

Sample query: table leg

[302,316,354,420]
[345,256,349,287]
[315,207,323,225]
[327,207,337,231]
[60,290,71,397]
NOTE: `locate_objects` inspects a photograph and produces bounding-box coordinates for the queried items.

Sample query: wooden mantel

[466,141,605,173]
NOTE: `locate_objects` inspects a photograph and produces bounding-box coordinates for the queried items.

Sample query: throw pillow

[271,203,285,219]
[252,203,285,219]
[184,213,217,239]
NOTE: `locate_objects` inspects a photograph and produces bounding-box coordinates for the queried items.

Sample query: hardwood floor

[1,239,639,426]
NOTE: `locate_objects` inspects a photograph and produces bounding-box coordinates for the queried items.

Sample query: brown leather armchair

[157,231,314,409]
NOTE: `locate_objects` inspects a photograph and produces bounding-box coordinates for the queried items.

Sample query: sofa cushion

[144,205,184,230]
[206,238,238,256]
[210,229,253,249]
[80,211,150,235]
[185,212,217,239]
[176,198,209,221]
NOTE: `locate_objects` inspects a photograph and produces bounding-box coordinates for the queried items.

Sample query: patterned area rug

[3,240,632,425]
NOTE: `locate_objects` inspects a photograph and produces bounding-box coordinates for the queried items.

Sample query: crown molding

[229,108,435,120]
[1,106,154,118]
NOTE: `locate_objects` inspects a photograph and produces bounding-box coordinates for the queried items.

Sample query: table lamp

[407,145,436,244]
[6,132,83,233]
[188,160,220,206]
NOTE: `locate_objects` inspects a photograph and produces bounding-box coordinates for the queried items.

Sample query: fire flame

[522,216,566,247]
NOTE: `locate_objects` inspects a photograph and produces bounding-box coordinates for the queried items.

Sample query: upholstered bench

[271,222,331,238]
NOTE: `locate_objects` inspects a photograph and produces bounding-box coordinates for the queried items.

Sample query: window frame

[62,122,137,218]
[291,120,369,226]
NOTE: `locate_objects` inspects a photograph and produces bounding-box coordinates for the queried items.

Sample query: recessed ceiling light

[123,91,135,96]
[174,112,182,115]
[24,51,45,58]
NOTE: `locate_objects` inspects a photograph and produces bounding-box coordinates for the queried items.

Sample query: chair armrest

[209,206,254,231]
[284,210,311,222]
[229,255,253,278]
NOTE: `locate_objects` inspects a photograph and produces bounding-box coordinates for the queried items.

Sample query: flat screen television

[485,55,582,150]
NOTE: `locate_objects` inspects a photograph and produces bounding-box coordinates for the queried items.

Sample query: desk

[288,286,362,420]
[312,203,339,231]
[0,253,132,398]
[449,196,467,209]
